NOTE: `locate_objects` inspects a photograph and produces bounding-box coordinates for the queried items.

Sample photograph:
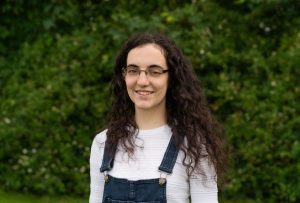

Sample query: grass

[0,190,259,203]
[0,190,86,203]
[221,198,258,203]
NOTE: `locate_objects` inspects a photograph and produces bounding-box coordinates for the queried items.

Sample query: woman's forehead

[128,43,165,57]
[126,44,167,67]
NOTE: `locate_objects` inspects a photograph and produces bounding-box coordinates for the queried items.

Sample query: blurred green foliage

[0,0,299,202]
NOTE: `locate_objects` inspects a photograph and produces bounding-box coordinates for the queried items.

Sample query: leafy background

[1,0,299,202]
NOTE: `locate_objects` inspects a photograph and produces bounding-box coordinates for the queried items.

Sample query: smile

[135,90,154,95]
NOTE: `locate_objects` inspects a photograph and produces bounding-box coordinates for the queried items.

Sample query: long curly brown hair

[106,32,227,180]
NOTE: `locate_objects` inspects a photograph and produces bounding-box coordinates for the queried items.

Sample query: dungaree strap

[100,135,179,174]
[100,142,115,173]
[158,136,179,174]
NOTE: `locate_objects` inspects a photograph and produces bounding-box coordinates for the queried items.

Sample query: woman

[90,33,227,203]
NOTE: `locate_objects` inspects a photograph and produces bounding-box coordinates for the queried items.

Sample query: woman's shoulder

[93,129,108,147]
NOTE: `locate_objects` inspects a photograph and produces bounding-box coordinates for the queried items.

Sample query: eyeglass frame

[122,64,169,78]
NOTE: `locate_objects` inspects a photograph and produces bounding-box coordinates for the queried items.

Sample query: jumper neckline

[137,124,170,135]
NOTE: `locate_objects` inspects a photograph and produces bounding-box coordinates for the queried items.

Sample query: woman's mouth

[135,90,154,95]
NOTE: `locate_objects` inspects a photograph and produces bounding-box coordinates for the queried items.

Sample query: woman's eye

[150,71,160,75]
[149,69,162,75]
[127,69,138,74]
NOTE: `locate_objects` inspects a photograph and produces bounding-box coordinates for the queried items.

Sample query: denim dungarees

[100,136,179,203]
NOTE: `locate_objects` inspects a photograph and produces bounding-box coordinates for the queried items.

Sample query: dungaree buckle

[159,173,167,185]
[104,171,109,183]
[159,178,166,185]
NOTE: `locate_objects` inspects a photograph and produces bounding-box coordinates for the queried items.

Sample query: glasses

[123,65,169,78]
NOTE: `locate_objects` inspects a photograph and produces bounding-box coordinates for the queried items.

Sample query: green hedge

[1,0,299,202]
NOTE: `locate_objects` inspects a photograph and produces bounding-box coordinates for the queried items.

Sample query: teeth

[136,91,152,95]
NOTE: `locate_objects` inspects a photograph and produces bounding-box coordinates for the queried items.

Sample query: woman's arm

[89,133,106,203]
[190,158,219,203]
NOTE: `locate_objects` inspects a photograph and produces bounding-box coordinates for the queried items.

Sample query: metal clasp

[159,172,167,185]
[103,171,109,183]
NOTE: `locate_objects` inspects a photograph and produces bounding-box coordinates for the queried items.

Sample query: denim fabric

[102,175,166,203]
[100,136,179,203]
[100,140,115,173]
[158,136,179,174]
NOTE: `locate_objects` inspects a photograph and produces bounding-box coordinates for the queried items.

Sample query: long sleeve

[89,133,106,203]
[89,126,219,203]
[190,158,218,203]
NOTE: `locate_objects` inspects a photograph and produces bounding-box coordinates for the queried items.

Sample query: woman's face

[125,43,169,113]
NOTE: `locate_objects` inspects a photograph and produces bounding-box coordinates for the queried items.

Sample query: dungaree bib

[100,136,179,203]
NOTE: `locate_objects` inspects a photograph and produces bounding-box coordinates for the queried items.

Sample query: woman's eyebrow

[126,64,164,68]
[126,64,139,68]
[148,64,163,68]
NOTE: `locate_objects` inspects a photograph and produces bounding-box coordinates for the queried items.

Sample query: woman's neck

[135,108,167,130]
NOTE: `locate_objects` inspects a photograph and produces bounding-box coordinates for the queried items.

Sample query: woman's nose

[136,71,150,85]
